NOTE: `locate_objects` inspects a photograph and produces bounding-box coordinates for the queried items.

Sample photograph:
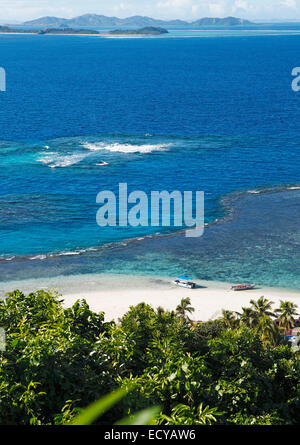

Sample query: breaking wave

[35,137,171,168]
[82,141,170,154]
[37,152,87,168]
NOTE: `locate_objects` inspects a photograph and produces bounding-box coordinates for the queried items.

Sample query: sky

[1,0,300,22]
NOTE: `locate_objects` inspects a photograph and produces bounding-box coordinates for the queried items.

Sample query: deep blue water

[1,34,300,140]
[0,34,299,286]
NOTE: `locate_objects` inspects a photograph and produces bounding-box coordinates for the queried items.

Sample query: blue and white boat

[173,276,196,289]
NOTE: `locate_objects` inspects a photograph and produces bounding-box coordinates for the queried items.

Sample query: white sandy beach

[1,273,300,321]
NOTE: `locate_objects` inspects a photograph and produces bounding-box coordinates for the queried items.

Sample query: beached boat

[231,284,256,291]
[173,277,196,289]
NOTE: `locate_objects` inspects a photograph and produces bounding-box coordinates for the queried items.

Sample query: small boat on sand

[231,284,256,291]
[173,277,196,289]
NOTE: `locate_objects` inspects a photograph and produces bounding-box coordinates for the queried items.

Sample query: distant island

[0,25,168,36]
[0,25,100,35]
[192,17,253,26]
[0,25,34,34]
[108,27,168,35]
[37,27,99,35]
[20,14,254,28]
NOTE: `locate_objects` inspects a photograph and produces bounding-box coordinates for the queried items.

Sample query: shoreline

[1,273,300,321]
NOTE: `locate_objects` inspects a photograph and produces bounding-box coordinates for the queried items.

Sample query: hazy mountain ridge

[23,14,254,28]
[192,16,252,26]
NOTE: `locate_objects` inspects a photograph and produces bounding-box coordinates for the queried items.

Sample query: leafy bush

[0,290,299,425]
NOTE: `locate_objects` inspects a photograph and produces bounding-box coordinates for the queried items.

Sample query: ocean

[0,32,299,288]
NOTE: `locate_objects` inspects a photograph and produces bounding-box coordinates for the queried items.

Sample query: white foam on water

[95,161,109,166]
[248,186,300,195]
[82,141,170,154]
[36,140,171,168]
[38,152,87,168]
[50,247,98,257]
[54,251,82,256]
[29,255,47,260]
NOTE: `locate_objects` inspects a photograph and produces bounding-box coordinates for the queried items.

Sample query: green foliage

[158,403,222,425]
[0,290,299,425]
[0,290,112,425]
[222,297,298,348]
[275,301,298,334]
[222,310,240,329]
[176,298,195,322]
[119,302,193,370]
[193,320,225,340]
[230,412,285,425]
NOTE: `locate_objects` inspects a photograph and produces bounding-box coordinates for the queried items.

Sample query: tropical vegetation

[0,290,299,425]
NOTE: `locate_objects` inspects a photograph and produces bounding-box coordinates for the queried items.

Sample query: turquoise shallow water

[1,188,300,290]
[0,34,299,288]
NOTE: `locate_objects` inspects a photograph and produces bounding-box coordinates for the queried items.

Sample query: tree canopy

[0,290,299,425]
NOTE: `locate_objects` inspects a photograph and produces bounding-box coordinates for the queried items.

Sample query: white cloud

[209,2,227,16]
[113,2,133,15]
[234,0,248,11]
[281,0,297,9]
[156,0,197,19]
